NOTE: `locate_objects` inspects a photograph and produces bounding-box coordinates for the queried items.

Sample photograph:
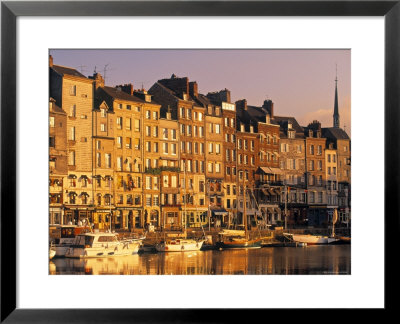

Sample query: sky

[50,49,351,136]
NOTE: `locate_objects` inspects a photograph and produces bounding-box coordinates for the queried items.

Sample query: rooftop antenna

[76,65,87,74]
[103,64,109,84]
[94,66,97,74]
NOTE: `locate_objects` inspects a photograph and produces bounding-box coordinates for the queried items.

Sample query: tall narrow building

[333,67,340,128]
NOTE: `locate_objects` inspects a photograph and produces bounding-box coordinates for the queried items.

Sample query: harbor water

[50,245,350,275]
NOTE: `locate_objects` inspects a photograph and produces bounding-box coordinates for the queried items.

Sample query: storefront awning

[269,167,282,174]
[80,192,89,197]
[212,209,228,216]
[68,174,77,179]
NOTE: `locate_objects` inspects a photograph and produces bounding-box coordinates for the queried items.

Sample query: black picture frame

[1,0,398,322]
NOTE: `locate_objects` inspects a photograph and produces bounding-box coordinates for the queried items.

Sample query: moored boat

[287,233,338,245]
[53,225,90,257]
[65,232,143,258]
[155,238,204,252]
[49,247,56,259]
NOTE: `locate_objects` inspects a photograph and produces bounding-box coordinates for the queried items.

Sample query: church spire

[333,64,340,128]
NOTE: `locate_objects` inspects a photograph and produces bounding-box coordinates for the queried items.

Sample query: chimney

[235,99,247,111]
[89,72,105,89]
[189,81,198,98]
[262,100,274,118]
[49,55,53,67]
[116,83,134,96]
[134,89,152,103]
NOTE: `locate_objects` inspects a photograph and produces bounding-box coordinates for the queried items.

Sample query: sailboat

[285,209,340,245]
[155,159,205,252]
[216,182,262,249]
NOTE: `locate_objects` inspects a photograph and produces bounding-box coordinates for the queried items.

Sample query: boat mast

[243,178,247,240]
[184,158,187,237]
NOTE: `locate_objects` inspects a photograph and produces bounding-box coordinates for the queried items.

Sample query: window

[117,137,122,148]
[69,85,76,96]
[126,105,131,110]
[125,118,131,130]
[117,157,123,171]
[49,117,55,128]
[309,160,314,171]
[171,143,177,155]
[96,152,101,167]
[49,136,55,147]
[180,107,185,118]
[208,143,213,154]
[215,124,221,134]
[134,119,140,132]
[317,145,322,155]
[105,153,111,168]
[117,117,122,129]
[318,160,322,170]
[187,109,192,119]
[100,123,106,132]
[216,144,221,154]
[250,140,254,151]
[171,129,177,140]
[118,103,123,109]
[70,105,76,117]
[70,127,76,141]
[146,141,151,152]
[153,126,158,137]
[198,112,203,121]
[101,108,106,117]
[146,110,151,119]
[134,138,140,150]
[146,126,151,136]
[126,138,132,149]
[154,142,159,153]
[68,151,75,166]
[297,145,302,153]
[328,167,331,175]
[327,154,331,163]
[146,177,152,189]
[208,162,213,173]
[163,128,168,139]
[216,163,221,173]
[153,111,158,120]
[310,145,314,155]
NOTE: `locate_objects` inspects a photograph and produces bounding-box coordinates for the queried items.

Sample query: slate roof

[322,127,350,140]
[100,86,150,104]
[51,65,87,79]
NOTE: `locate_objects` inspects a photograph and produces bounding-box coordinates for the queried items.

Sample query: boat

[52,224,90,257]
[216,182,262,249]
[65,232,143,258]
[284,209,340,245]
[156,160,205,252]
[49,247,56,259]
[155,237,204,252]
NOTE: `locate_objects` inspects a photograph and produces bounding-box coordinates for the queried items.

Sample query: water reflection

[51,245,350,275]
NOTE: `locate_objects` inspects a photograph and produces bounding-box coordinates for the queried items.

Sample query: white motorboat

[53,225,90,257]
[287,233,338,245]
[49,248,56,259]
[155,238,204,252]
[65,232,143,258]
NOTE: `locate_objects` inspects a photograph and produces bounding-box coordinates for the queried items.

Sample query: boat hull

[65,241,141,258]
[155,239,204,252]
[290,234,339,245]
[216,238,262,249]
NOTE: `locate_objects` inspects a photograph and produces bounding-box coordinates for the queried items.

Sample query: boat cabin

[73,233,119,248]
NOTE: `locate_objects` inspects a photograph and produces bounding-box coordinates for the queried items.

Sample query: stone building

[49,97,67,225]
[158,111,181,229]
[245,100,282,226]
[50,57,95,226]
[274,116,308,227]
[207,89,237,227]
[322,127,351,226]
[304,121,328,226]
[149,75,208,229]
[235,99,259,228]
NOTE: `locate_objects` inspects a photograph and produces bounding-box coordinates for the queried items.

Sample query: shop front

[184,208,208,228]
[63,206,94,226]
